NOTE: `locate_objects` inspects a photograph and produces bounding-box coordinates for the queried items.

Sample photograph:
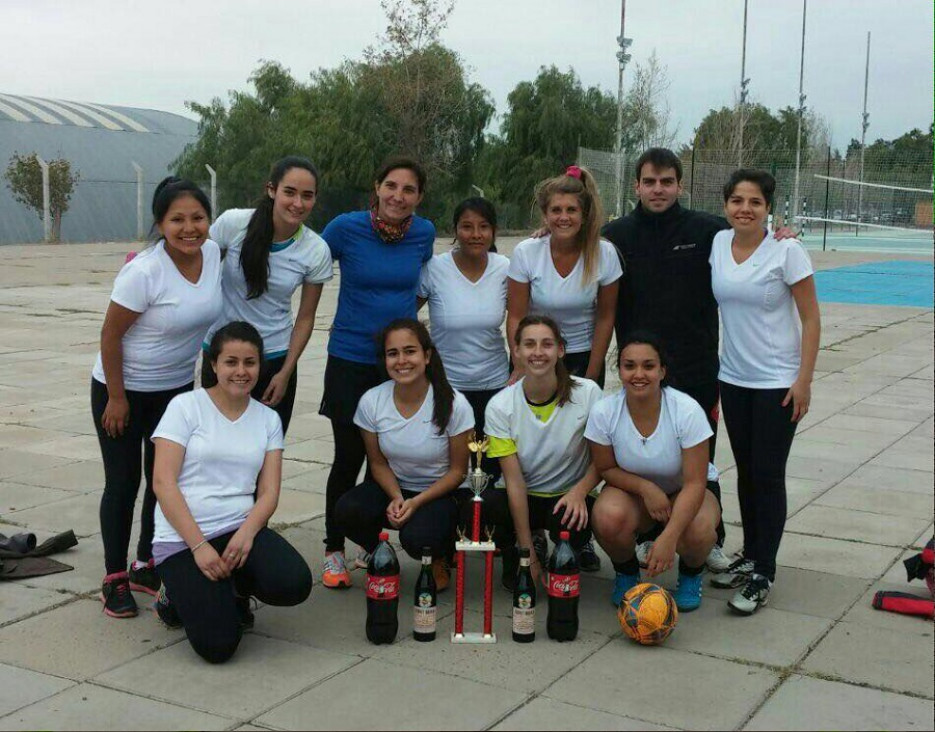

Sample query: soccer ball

[618,583,678,645]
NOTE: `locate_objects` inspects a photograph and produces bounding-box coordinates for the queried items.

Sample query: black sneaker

[236,596,255,630]
[728,574,772,616]
[579,539,602,572]
[501,545,519,592]
[532,533,548,567]
[154,586,182,629]
[100,571,138,618]
[128,559,161,597]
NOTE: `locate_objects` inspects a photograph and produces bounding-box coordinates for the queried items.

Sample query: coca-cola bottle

[413,547,437,642]
[546,530,579,642]
[512,547,536,643]
[366,532,400,644]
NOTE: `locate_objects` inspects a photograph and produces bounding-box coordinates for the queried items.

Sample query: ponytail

[514,314,578,407]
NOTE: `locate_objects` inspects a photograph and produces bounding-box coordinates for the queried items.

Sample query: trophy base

[455,540,496,553]
[451,632,497,644]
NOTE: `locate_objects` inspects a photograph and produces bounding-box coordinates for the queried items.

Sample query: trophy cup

[451,433,497,644]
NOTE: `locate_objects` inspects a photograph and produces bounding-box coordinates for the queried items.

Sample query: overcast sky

[3,0,932,148]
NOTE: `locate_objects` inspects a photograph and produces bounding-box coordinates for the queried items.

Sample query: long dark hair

[241,156,319,299]
[452,197,498,253]
[616,330,670,387]
[514,315,577,407]
[378,318,454,435]
[150,176,211,239]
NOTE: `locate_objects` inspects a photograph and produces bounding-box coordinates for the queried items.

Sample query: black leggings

[157,527,312,664]
[201,353,297,435]
[481,488,595,551]
[334,480,460,560]
[562,350,606,389]
[460,388,502,485]
[92,378,192,574]
[719,381,798,582]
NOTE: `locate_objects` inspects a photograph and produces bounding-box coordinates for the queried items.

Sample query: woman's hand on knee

[641,483,672,524]
[194,543,229,581]
[645,532,676,577]
[553,493,589,531]
[223,526,256,571]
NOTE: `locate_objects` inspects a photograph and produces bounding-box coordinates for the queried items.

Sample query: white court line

[0,94,62,124]
[813,174,933,194]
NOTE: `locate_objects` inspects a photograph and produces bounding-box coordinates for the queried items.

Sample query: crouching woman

[152,322,312,663]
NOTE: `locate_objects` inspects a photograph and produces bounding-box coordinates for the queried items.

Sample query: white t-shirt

[92,240,223,391]
[418,251,510,391]
[585,387,718,496]
[485,376,603,495]
[710,230,814,389]
[152,389,284,544]
[354,381,475,493]
[204,209,333,357]
[508,236,622,353]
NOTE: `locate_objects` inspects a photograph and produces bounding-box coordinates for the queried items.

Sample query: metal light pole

[792,0,807,225]
[131,161,144,240]
[737,0,750,168]
[856,31,871,236]
[205,164,217,222]
[613,0,632,219]
[37,155,51,242]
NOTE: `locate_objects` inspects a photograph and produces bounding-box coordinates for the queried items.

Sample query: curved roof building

[0,94,198,244]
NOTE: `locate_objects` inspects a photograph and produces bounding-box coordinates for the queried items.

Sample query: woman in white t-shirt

[507,166,622,388]
[586,333,721,612]
[418,197,509,482]
[201,156,333,435]
[91,177,223,620]
[484,315,603,589]
[709,169,821,616]
[333,318,474,589]
[152,322,311,664]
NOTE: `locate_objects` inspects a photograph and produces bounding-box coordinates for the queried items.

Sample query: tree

[4,152,79,242]
[620,51,679,153]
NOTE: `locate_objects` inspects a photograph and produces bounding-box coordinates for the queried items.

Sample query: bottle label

[547,572,580,598]
[512,593,535,634]
[366,574,400,600]
[414,593,436,634]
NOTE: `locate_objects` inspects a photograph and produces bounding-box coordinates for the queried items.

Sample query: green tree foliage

[4,152,79,242]
[692,103,810,168]
[846,124,934,185]
[477,66,617,227]
[175,0,493,226]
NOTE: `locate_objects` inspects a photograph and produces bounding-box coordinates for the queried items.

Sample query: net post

[822,145,831,251]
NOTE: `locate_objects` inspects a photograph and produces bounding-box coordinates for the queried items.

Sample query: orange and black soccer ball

[618,582,678,645]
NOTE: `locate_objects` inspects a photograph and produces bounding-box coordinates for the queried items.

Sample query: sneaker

[611,571,641,607]
[710,556,754,589]
[501,545,519,592]
[705,544,733,573]
[432,558,451,593]
[100,571,138,618]
[579,539,602,572]
[322,551,352,589]
[532,533,548,567]
[153,586,182,629]
[128,559,161,596]
[673,572,704,612]
[353,549,372,570]
[635,541,653,569]
[728,573,772,615]
[235,596,255,630]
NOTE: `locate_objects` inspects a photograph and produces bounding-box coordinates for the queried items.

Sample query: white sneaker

[706,544,733,573]
[728,573,771,615]
[635,540,653,569]
[710,556,753,589]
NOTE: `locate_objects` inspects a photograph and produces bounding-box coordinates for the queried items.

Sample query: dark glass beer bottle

[546,530,579,642]
[413,547,437,642]
[366,532,400,644]
[512,547,536,643]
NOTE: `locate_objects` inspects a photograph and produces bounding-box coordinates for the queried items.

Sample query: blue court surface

[814,260,934,308]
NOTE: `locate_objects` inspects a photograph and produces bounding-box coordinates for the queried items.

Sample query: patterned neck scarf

[370,206,413,244]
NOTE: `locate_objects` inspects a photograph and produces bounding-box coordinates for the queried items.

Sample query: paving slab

[777,533,905,579]
[267,488,325,527]
[785,505,931,547]
[745,674,935,731]
[544,642,779,730]
[0,583,75,627]
[841,463,934,495]
[0,599,182,681]
[0,663,74,717]
[0,683,232,731]
[0,448,76,481]
[814,481,934,519]
[801,621,935,698]
[95,633,359,719]
[784,455,860,485]
[8,458,103,492]
[0,481,74,512]
[16,532,106,594]
[16,434,102,461]
[2,489,113,537]
[256,658,527,731]
[819,413,920,437]
[283,438,334,465]
[491,697,676,731]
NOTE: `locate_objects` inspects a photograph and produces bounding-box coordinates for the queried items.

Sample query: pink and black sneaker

[100,571,138,618]
[128,559,160,596]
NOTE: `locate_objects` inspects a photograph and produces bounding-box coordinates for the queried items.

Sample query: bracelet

[190,539,208,553]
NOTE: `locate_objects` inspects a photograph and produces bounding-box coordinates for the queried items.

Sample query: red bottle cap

[379,532,390,541]
[560,530,570,541]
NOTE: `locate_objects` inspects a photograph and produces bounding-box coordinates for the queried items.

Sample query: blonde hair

[534,166,604,285]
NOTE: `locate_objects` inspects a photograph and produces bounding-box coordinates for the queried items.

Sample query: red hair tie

[565,165,582,179]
